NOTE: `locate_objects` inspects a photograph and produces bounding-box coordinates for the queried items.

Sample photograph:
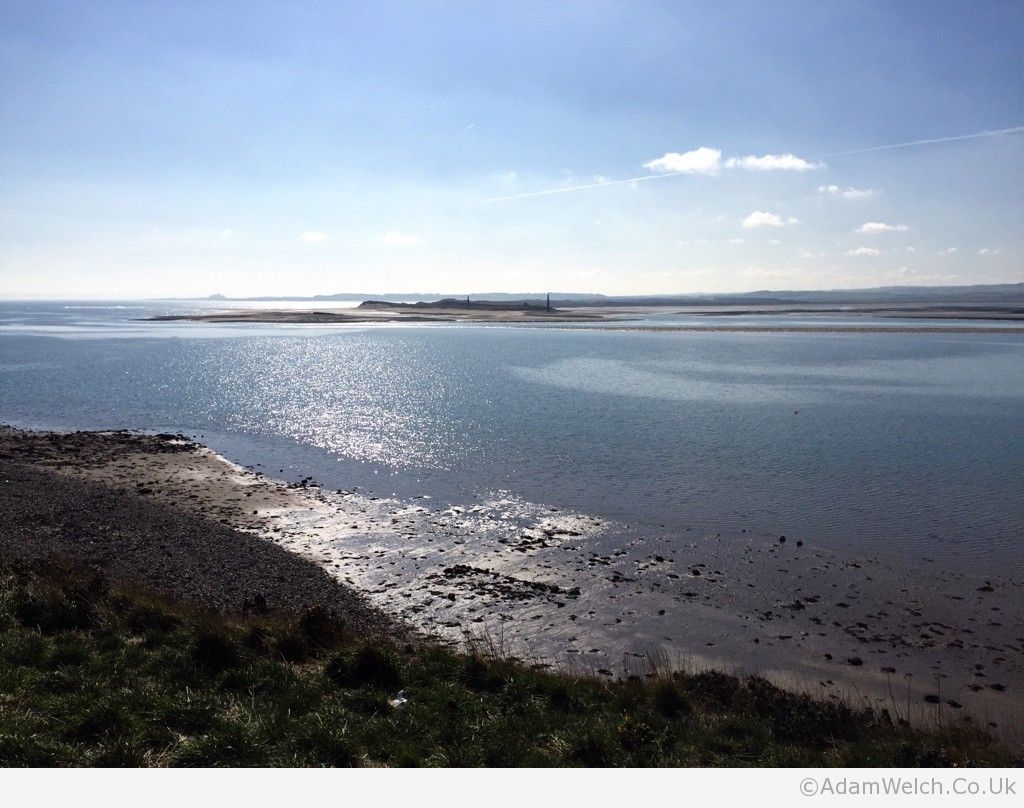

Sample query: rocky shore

[0,428,393,637]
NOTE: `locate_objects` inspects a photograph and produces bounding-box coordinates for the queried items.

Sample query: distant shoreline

[187,281,1024,308]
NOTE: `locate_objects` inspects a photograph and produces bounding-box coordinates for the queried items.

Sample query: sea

[1,299,1021,573]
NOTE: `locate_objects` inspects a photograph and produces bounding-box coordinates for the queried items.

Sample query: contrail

[481,125,1024,203]
[817,125,1024,159]
[481,172,670,203]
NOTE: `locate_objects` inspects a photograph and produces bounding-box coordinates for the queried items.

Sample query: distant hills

[199,282,1024,307]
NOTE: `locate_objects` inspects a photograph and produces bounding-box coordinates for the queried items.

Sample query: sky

[1,1,1022,298]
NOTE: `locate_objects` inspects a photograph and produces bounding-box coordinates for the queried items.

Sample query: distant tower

[546,292,551,311]
[466,295,470,308]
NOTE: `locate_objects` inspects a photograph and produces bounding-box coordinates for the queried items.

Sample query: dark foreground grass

[0,559,1010,767]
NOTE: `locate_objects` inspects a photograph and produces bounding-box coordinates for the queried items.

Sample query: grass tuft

[325,645,402,691]
[191,629,239,672]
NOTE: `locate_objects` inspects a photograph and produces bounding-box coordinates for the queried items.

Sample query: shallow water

[1,299,1022,571]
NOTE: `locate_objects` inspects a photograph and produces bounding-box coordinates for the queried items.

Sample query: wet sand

[2,426,1021,745]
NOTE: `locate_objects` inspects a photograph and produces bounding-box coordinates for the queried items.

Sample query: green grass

[0,558,1009,767]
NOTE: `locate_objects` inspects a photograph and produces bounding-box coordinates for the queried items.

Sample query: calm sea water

[1,300,1022,570]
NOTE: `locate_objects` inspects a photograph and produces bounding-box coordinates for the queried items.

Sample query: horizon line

[3,279,1022,303]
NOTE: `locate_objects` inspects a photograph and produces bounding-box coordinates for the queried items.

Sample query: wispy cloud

[819,184,876,199]
[978,247,1001,255]
[940,246,958,255]
[742,211,798,228]
[845,247,880,256]
[725,153,822,171]
[379,230,420,246]
[888,266,963,285]
[298,231,330,243]
[857,222,908,234]
[482,126,1024,204]
[799,250,826,258]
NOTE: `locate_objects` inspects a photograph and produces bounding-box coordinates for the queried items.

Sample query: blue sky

[1,1,1022,297]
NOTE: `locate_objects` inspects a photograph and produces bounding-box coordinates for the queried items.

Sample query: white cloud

[642,147,820,176]
[799,250,826,258]
[742,211,799,228]
[642,147,722,175]
[941,246,958,255]
[978,247,1001,255]
[298,231,330,243]
[857,222,908,234]
[905,246,916,253]
[379,230,421,246]
[726,153,823,171]
[845,247,880,256]
[818,184,876,199]
[728,237,744,244]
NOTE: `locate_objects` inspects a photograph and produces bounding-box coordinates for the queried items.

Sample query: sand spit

[146,307,605,324]
[2,426,1021,744]
[143,302,1024,330]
